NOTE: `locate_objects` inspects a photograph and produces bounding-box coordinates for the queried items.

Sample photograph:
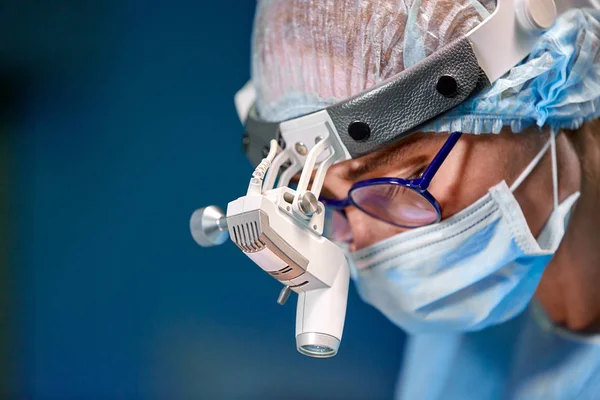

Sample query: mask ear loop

[510,129,559,211]
[510,132,552,193]
[550,128,559,210]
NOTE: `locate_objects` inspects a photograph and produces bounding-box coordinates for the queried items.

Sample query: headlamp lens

[299,344,336,357]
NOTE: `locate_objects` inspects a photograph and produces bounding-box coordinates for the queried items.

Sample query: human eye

[406,166,427,180]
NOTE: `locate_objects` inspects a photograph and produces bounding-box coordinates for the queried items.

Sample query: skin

[318,120,600,332]
[537,120,600,332]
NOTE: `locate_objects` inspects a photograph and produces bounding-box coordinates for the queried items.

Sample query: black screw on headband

[436,75,458,98]
[348,121,371,141]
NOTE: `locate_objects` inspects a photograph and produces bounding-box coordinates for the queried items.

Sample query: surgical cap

[252,0,600,134]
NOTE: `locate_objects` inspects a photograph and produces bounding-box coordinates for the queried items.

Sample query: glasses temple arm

[419,131,463,189]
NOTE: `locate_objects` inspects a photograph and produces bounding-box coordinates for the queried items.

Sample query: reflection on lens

[299,344,336,357]
[350,183,439,227]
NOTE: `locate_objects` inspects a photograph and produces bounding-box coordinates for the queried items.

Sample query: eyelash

[407,166,427,180]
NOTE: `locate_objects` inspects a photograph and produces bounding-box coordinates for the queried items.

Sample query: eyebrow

[342,135,427,181]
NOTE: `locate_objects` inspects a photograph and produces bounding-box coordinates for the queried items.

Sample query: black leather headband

[243,37,489,166]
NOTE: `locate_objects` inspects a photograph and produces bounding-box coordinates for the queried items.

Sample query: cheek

[427,141,507,218]
[345,208,406,252]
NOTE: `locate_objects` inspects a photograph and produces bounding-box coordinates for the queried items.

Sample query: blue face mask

[348,134,580,334]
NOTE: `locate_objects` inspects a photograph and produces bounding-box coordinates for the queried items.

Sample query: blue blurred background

[1,1,405,398]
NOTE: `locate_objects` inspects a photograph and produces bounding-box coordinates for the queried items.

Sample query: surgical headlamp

[190,0,594,358]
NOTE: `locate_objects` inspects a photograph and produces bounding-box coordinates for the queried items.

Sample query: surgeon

[249,0,600,398]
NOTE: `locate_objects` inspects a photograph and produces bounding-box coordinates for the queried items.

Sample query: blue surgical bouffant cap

[252,0,600,134]
[420,9,600,134]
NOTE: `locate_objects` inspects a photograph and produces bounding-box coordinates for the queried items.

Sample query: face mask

[348,132,580,334]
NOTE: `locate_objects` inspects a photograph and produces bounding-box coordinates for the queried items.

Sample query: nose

[345,207,405,252]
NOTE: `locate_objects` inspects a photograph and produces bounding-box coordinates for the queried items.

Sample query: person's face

[320,129,556,252]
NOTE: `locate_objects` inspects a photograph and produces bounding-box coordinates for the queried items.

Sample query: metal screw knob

[523,0,556,30]
[277,286,292,305]
[190,206,229,247]
[295,142,308,156]
[299,192,319,217]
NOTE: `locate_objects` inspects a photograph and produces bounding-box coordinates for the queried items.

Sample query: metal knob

[299,191,319,217]
[518,0,557,31]
[190,206,229,247]
[525,0,556,30]
[277,286,292,305]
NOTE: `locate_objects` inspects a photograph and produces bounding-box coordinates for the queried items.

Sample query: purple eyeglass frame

[320,131,463,228]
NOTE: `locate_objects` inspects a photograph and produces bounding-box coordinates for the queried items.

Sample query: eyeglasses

[320,132,462,241]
